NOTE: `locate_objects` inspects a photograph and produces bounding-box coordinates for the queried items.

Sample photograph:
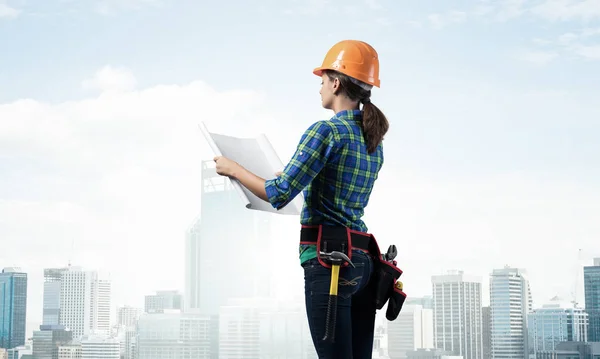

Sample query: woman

[214,39,389,358]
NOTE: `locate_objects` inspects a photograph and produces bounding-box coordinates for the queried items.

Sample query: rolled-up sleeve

[265,120,337,210]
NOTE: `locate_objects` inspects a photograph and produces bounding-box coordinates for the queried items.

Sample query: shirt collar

[334,109,362,121]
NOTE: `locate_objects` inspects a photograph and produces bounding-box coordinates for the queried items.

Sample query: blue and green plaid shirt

[264,109,384,264]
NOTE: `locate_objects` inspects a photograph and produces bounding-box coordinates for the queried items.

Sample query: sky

[1,0,599,335]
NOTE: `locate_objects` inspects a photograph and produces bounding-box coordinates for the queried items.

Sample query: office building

[388,304,434,359]
[185,160,274,315]
[43,268,69,326]
[584,257,600,342]
[58,266,111,339]
[490,266,532,359]
[0,268,27,350]
[136,311,216,359]
[432,270,483,359]
[144,290,183,313]
[528,297,587,355]
[482,306,491,359]
[31,325,73,359]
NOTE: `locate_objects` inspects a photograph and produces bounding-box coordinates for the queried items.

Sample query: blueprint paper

[199,122,303,215]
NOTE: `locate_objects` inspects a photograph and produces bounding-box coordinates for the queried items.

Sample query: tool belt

[300,224,406,320]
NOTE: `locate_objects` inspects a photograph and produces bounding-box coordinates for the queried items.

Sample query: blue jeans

[303,249,376,359]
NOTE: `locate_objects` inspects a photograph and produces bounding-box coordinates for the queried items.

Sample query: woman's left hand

[214,156,241,177]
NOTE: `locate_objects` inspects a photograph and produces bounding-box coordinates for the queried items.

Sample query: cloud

[531,0,600,22]
[81,65,137,92]
[573,44,600,59]
[283,0,331,16]
[364,0,383,10]
[364,169,600,307]
[0,66,293,320]
[476,0,527,21]
[518,50,559,64]
[427,10,467,29]
[93,0,161,14]
[528,27,600,61]
[0,2,19,18]
[424,0,599,29]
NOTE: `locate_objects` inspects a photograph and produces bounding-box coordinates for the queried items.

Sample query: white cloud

[364,169,600,307]
[365,0,382,10]
[283,0,331,16]
[81,65,137,92]
[0,66,315,325]
[428,10,468,29]
[519,50,559,64]
[0,2,19,18]
[529,27,600,61]
[573,44,600,59]
[93,0,160,14]
[531,0,600,22]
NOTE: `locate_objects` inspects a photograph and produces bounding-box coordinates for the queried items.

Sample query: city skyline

[1,237,599,339]
[2,247,599,357]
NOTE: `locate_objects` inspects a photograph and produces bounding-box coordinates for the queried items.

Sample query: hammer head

[319,251,355,267]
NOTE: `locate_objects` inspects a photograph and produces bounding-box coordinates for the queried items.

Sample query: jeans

[303,249,376,359]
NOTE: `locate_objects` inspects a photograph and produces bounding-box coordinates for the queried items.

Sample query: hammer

[319,250,355,342]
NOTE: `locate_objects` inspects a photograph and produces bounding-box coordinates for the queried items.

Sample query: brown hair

[324,69,389,154]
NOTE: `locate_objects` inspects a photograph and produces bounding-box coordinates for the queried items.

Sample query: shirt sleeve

[264,120,337,210]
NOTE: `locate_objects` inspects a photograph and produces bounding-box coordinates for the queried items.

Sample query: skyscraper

[388,304,434,359]
[490,266,532,359]
[185,160,274,315]
[58,266,111,339]
[431,270,483,359]
[528,296,588,355]
[482,306,491,359]
[584,257,600,342]
[0,268,27,350]
[144,290,183,313]
[43,268,68,326]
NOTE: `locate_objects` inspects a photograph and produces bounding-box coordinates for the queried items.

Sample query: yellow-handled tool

[319,250,355,342]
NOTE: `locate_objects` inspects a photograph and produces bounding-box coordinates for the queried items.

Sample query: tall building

[584,257,600,342]
[80,335,119,359]
[218,297,314,359]
[388,304,434,359]
[58,266,111,339]
[536,341,600,358]
[527,296,588,355]
[136,311,216,359]
[489,266,532,359]
[144,290,183,313]
[405,348,457,359]
[482,306,491,359]
[117,306,141,328]
[0,268,28,350]
[57,345,82,358]
[43,268,69,326]
[431,270,483,359]
[185,161,274,315]
[31,325,73,359]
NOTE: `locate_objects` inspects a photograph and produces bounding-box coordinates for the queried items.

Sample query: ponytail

[362,100,389,154]
[323,69,389,154]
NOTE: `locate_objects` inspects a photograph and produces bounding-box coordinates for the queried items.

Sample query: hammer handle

[322,264,341,342]
[322,294,337,342]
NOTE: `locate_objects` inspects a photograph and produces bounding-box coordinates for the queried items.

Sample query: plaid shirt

[264,109,384,263]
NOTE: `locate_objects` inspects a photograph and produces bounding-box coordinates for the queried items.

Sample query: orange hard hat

[313,40,380,88]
